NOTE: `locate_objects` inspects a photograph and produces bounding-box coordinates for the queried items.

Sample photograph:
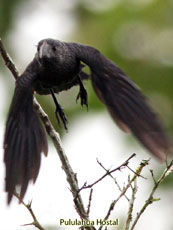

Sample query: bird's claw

[50,88,68,131]
[55,106,68,131]
[76,87,88,110]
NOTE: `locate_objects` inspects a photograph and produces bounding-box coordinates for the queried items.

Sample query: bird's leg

[76,74,88,110]
[50,88,68,131]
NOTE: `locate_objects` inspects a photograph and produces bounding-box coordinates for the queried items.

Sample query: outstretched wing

[73,43,171,160]
[4,69,48,204]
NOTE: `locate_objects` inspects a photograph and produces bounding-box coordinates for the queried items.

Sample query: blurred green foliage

[0,0,23,37]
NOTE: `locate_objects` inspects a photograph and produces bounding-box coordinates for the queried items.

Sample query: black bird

[4,38,170,204]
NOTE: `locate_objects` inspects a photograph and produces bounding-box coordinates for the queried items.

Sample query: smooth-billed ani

[3,38,171,204]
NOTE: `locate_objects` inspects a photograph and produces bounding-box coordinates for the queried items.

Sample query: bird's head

[36,38,68,65]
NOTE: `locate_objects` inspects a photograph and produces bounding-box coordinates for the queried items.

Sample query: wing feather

[74,42,171,160]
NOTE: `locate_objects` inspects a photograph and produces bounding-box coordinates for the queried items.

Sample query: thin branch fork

[78,153,136,192]
[97,157,130,201]
[98,159,150,230]
[130,158,173,230]
[14,191,45,230]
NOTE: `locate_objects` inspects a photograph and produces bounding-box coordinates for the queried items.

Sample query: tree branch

[87,189,93,216]
[78,153,136,192]
[98,159,149,230]
[0,39,19,79]
[14,191,45,230]
[97,158,130,202]
[130,158,173,230]
[125,179,137,230]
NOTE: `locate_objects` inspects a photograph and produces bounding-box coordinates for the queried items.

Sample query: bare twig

[125,180,137,230]
[113,177,130,201]
[14,191,45,230]
[130,158,173,230]
[79,153,136,192]
[105,160,148,219]
[0,39,19,79]
[87,189,93,215]
[126,165,146,179]
[97,159,130,202]
[150,169,157,184]
[98,159,149,230]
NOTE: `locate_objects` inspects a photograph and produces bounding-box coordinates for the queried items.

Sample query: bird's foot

[50,88,68,131]
[76,75,88,110]
[55,105,68,131]
[76,87,88,109]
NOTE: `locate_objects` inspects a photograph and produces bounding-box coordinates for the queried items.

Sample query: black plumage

[4,38,171,204]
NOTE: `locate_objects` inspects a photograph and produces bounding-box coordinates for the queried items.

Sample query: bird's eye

[52,46,56,52]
